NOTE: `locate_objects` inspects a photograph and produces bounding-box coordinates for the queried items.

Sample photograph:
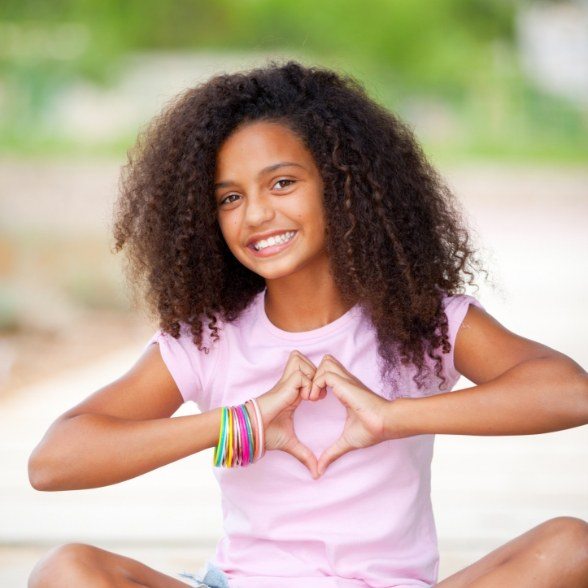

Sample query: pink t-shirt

[145,289,484,588]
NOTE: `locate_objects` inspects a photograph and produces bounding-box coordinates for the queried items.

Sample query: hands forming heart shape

[254,350,393,479]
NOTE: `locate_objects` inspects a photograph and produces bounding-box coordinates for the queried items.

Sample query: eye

[219,193,240,206]
[273,179,295,190]
[218,179,295,207]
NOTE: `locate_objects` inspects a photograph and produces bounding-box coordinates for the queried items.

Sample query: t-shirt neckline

[256,288,361,341]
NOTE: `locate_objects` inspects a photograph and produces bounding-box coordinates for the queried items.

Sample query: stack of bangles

[213,398,265,468]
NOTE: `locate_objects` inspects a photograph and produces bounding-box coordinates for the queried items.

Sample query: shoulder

[146,317,223,353]
[447,294,555,385]
[433,293,486,387]
[143,317,227,405]
[441,293,485,335]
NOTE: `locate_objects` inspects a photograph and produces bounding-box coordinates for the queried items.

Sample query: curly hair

[112,59,491,395]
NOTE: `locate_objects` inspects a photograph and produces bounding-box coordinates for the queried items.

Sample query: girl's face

[214,120,328,281]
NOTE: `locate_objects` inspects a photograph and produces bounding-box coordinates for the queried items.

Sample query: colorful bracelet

[213,399,264,468]
[213,406,229,467]
[245,400,259,461]
[249,397,265,461]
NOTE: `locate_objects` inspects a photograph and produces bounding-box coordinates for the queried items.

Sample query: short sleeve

[439,293,486,388]
[142,324,219,406]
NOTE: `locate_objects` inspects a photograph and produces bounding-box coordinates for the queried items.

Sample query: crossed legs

[28,516,588,587]
[436,516,588,587]
[28,543,194,587]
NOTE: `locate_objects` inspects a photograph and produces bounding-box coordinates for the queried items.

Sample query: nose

[244,193,275,226]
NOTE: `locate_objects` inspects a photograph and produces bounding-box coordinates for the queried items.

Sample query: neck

[263,264,357,333]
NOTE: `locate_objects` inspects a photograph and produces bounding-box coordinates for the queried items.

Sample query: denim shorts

[177,561,230,588]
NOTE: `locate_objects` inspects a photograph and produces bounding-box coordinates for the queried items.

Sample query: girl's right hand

[254,350,326,479]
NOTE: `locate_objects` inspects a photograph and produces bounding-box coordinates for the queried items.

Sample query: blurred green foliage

[0,0,520,97]
[1,0,587,161]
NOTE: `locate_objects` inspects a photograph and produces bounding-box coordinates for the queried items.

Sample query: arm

[385,305,588,437]
[28,343,221,491]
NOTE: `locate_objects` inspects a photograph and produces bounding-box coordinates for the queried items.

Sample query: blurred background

[1,0,587,585]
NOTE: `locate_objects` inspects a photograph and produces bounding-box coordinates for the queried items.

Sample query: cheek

[307,201,326,232]
[218,216,238,241]
[291,197,321,223]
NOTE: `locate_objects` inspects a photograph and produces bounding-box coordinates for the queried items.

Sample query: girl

[28,61,587,588]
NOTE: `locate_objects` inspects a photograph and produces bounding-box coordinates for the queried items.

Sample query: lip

[245,229,298,248]
[247,230,298,258]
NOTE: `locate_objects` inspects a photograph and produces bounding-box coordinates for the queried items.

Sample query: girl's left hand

[305,354,391,476]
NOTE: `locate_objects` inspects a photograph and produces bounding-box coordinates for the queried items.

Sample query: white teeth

[253,231,296,251]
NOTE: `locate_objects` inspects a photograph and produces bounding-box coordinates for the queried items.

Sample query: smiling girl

[28,61,588,588]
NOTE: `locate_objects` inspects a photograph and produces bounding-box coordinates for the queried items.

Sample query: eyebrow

[214,162,306,190]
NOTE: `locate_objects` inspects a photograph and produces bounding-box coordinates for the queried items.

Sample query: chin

[244,259,302,281]
[252,266,298,281]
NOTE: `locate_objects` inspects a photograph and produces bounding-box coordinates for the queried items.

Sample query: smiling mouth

[247,230,298,257]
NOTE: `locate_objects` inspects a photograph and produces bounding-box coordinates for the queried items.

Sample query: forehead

[215,121,312,174]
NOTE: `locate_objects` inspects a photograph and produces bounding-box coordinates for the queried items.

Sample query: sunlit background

[1,1,587,585]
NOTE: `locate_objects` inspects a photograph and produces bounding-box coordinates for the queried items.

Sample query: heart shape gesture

[255,351,392,478]
[255,350,327,479]
[306,354,391,476]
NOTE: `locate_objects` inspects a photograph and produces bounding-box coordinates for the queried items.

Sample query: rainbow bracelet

[213,406,229,467]
[213,401,262,468]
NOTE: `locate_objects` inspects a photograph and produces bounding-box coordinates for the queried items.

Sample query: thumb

[317,436,353,477]
[284,438,320,480]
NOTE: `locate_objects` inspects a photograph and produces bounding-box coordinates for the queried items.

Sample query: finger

[283,350,317,380]
[318,370,365,411]
[322,355,366,388]
[286,440,320,480]
[317,353,340,366]
[306,355,331,398]
[327,356,363,388]
[291,349,318,373]
[305,372,328,401]
[317,436,352,477]
[306,367,327,401]
[266,370,312,416]
[286,368,313,402]
[325,354,355,380]
[307,377,328,401]
[310,369,345,401]
[305,359,329,400]
[308,356,348,400]
[293,359,316,383]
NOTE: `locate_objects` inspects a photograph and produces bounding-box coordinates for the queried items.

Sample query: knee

[536,517,588,560]
[28,543,103,588]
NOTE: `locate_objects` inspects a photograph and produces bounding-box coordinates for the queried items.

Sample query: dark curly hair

[112,59,491,395]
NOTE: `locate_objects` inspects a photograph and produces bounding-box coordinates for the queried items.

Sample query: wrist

[254,390,275,429]
[384,397,420,439]
[247,397,266,460]
[208,407,224,450]
[244,401,259,455]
